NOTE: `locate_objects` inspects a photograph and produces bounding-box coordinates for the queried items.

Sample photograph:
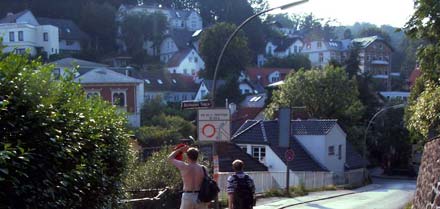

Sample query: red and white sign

[285,149,295,162]
[198,109,230,142]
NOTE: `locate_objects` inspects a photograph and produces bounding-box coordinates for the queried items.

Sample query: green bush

[0,54,130,208]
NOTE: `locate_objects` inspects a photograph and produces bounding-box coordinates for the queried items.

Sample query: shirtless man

[168,145,208,209]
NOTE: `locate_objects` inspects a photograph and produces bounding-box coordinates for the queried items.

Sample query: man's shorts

[180,192,209,209]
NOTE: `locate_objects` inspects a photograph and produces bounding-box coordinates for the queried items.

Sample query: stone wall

[412,137,440,209]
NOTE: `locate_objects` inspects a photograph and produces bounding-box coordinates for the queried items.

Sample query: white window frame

[252,146,266,162]
[86,90,101,99]
[328,145,335,156]
[111,89,127,107]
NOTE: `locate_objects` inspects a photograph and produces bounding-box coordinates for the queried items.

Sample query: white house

[0,10,59,58]
[302,39,351,68]
[167,48,205,77]
[232,119,366,175]
[194,80,226,101]
[37,17,89,54]
[265,37,304,58]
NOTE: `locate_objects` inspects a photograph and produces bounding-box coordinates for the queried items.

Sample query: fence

[217,169,364,199]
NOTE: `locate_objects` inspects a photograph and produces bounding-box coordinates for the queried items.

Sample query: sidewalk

[253,184,382,209]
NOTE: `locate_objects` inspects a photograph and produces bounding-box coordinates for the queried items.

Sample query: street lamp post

[210,0,309,104]
[362,103,405,181]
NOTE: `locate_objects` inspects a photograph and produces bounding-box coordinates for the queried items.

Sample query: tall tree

[405,0,440,142]
[265,66,364,129]
[264,54,311,70]
[199,22,250,80]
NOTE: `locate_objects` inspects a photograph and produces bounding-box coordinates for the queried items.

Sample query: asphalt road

[283,178,416,209]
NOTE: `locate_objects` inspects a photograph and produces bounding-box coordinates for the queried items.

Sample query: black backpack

[232,174,254,209]
[198,167,220,203]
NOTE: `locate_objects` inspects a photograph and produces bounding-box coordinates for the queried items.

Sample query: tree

[199,22,251,80]
[405,0,440,142]
[343,28,353,39]
[345,44,361,78]
[0,53,129,208]
[265,66,364,130]
[264,54,311,70]
[358,27,391,42]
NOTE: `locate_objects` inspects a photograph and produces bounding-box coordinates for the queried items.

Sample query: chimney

[278,107,291,148]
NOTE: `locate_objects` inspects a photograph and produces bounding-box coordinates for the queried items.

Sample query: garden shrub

[0,54,130,208]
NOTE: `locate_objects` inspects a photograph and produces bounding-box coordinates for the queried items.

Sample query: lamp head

[279,0,309,10]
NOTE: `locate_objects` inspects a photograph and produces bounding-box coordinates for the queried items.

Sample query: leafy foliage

[199,22,251,80]
[265,66,364,129]
[264,54,311,70]
[0,53,130,208]
[404,0,440,141]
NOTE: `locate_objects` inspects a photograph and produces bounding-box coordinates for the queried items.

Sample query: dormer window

[157,79,163,84]
[172,79,177,84]
[145,79,151,84]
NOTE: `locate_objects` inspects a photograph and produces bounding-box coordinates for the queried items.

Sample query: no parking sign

[198,109,230,142]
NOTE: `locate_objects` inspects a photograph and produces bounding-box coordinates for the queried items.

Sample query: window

[66,40,74,46]
[252,146,266,162]
[86,91,101,99]
[43,32,48,41]
[306,43,311,49]
[294,45,298,53]
[328,146,335,156]
[195,57,198,63]
[15,48,25,54]
[112,91,126,107]
[338,145,342,160]
[183,69,187,74]
[271,76,280,83]
[9,32,14,42]
[18,31,23,41]
[173,69,176,74]
[240,145,247,153]
[317,41,322,48]
[319,53,324,63]
[244,89,250,94]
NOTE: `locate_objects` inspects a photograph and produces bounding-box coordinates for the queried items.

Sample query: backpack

[198,167,220,203]
[232,174,254,209]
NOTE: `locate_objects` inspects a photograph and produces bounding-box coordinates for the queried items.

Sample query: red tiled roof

[167,48,192,68]
[409,67,421,88]
[231,107,264,134]
[245,67,294,86]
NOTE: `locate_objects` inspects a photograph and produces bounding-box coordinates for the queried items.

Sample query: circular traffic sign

[202,124,216,138]
[285,149,295,162]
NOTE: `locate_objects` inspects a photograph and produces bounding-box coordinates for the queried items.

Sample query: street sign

[285,149,295,162]
[181,100,212,110]
[198,109,230,142]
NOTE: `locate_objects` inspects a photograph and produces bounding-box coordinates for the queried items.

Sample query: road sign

[198,109,230,142]
[285,149,295,162]
[181,100,212,110]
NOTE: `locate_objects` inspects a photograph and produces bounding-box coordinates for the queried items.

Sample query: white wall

[186,12,203,31]
[295,135,326,168]
[194,82,209,100]
[36,25,59,56]
[324,125,346,173]
[16,11,39,25]
[167,49,205,76]
[159,37,178,62]
[239,83,253,95]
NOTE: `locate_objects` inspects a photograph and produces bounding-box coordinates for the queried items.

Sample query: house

[302,39,351,68]
[131,70,199,103]
[0,10,59,58]
[352,36,393,90]
[166,48,205,77]
[238,80,265,95]
[265,37,304,58]
[74,68,144,127]
[50,57,108,78]
[244,67,295,86]
[232,119,367,174]
[116,4,203,32]
[379,91,410,102]
[194,80,226,101]
[37,17,89,54]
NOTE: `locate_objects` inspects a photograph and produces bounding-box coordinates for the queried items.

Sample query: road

[282,178,416,209]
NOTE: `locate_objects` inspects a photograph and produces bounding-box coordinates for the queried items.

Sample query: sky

[267,0,415,28]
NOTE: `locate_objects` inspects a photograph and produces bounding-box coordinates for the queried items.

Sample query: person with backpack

[168,145,209,209]
[227,159,256,209]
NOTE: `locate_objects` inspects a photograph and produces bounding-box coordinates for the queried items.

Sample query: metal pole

[210,0,309,104]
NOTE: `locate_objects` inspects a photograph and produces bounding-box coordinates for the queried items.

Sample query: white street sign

[198,109,230,142]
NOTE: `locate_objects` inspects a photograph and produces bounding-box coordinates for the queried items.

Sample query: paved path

[254,178,416,209]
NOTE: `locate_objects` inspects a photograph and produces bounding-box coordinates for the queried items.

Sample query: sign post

[285,148,294,195]
[181,100,212,110]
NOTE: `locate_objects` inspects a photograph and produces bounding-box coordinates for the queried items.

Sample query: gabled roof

[291,119,338,135]
[245,67,294,86]
[352,35,393,51]
[75,68,142,84]
[231,107,264,134]
[167,48,192,67]
[131,69,198,92]
[167,29,194,49]
[0,10,31,24]
[269,37,303,52]
[232,120,328,171]
[51,57,107,68]
[37,17,89,40]
[201,143,268,172]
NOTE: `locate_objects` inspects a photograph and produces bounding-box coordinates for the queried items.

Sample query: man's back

[178,162,205,191]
